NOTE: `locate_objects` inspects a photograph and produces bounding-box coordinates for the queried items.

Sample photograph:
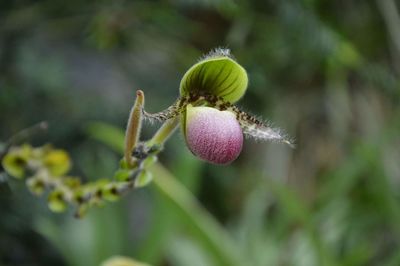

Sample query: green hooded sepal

[179,49,248,104]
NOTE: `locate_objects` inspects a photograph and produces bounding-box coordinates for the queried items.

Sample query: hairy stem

[143,98,183,122]
[125,90,145,167]
[146,117,180,147]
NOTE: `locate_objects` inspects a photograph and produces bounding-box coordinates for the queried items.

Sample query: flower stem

[146,117,180,147]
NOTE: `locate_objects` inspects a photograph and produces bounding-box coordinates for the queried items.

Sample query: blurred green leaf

[134,170,153,188]
[150,163,246,266]
[266,179,336,266]
[86,122,126,153]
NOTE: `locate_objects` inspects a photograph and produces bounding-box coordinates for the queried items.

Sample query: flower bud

[183,105,243,164]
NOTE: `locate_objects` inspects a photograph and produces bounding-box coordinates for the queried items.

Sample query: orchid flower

[135,48,293,165]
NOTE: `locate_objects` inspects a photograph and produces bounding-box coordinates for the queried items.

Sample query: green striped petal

[179,49,248,103]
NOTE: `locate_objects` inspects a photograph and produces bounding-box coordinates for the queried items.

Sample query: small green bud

[102,184,120,202]
[119,158,130,169]
[48,190,67,212]
[113,169,133,182]
[143,155,157,168]
[43,149,71,176]
[134,170,153,188]
[2,153,27,179]
[64,177,81,189]
[26,177,45,196]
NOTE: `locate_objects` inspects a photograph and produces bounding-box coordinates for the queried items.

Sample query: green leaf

[180,49,248,103]
[85,122,125,153]
[149,163,246,266]
[134,170,153,188]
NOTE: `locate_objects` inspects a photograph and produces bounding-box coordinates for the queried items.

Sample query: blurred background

[1,0,400,265]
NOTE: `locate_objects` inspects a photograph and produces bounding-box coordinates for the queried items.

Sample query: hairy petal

[187,94,293,146]
[143,97,184,122]
[241,121,293,146]
[228,106,294,147]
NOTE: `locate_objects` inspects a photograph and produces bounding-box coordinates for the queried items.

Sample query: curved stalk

[146,117,180,147]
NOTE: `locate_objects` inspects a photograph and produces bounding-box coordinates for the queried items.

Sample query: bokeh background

[1,0,400,265]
